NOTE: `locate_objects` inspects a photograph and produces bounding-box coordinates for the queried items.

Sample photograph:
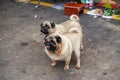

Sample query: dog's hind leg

[75,49,81,69]
[80,38,84,51]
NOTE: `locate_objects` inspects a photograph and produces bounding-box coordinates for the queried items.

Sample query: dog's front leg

[64,56,71,70]
[50,59,56,67]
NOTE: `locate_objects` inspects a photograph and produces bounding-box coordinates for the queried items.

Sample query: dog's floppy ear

[40,23,43,32]
[55,35,62,43]
[50,21,55,28]
[44,35,47,41]
[44,35,49,41]
[40,23,43,27]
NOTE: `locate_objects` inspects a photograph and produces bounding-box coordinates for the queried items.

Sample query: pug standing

[44,28,82,70]
[40,14,82,35]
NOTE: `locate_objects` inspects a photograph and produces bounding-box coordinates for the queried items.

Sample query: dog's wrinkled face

[40,21,55,35]
[44,35,62,52]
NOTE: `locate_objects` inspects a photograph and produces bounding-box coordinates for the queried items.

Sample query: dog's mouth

[45,45,50,49]
[44,41,57,52]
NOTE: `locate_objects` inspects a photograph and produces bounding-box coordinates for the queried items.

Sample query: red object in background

[111,4,119,9]
[96,3,119,9]
[96,3,104,7]
[64,3,84,16]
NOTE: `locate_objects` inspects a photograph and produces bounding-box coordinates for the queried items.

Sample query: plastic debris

[34,15,38,18]
[35,5,39,8]
[88,38,92,41]
[94,15,97,18]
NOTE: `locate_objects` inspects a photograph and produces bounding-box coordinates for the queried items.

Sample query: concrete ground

[0,0,120,80]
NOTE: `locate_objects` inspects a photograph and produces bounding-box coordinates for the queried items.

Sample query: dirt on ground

[0,0,120,80]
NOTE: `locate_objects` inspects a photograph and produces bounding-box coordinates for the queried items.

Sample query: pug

[40,14,82,35]
[44,28,82,70]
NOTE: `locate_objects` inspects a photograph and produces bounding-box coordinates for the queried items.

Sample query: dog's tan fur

[43,15,83,70]
[41,14,82,35]
[45,29,82,70]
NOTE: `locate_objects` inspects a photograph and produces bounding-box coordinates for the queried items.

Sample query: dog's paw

[64,66,69,70]
[75,64,80,69]
[51,62,56,67]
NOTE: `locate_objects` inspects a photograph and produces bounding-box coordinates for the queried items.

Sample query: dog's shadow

[54,52,77,70]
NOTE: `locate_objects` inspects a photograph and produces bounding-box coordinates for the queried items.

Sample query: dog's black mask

[40,22,55,35]
[40,23,50,35]
[44,39,57,52]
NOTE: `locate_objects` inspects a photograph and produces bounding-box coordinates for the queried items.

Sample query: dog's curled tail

[70,14,79,22]
[69,27,81,33]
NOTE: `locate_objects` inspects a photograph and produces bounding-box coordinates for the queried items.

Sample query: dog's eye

[45,25,50,29]
[50,40,56,46]
[50,40,54,42]
[44,38,47,41]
